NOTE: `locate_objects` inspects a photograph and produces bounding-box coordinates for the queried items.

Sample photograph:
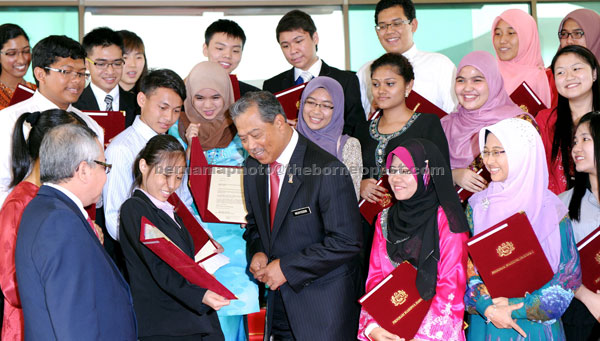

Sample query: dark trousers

[563,299,600,341]
[270,290,296,341]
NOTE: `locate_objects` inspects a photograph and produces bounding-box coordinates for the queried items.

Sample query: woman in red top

[0,24,36,109]
[0,109,86,340]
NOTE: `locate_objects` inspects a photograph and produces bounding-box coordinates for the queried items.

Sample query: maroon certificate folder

[358,175,395,224]
[82,110,126,147]
[369,90,447,121]
[167,193,218,263]
[140,216,237,300]
[456,165,491,203]
[359,262,432,339]
[577,226,600,292]
[8,83,35,106]
[509,81,547,117]
[229,74,241,101]
[467,212,553,298]
[188,137,247,224]
[274,83,307,120]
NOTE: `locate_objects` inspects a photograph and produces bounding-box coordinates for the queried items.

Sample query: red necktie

[86,217,102,241]
[269,162,281,230]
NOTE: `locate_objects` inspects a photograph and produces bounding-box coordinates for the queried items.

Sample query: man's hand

[249,252,268,280]
[255,259,287,290]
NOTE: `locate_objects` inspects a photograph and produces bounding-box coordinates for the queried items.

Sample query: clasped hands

[484,297,527,337]
[249,252,287,290]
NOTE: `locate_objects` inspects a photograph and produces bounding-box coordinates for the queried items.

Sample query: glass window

[0,7,78,83]
[349,3,529,71]
[537,2,600,65]
[84,6,345,88]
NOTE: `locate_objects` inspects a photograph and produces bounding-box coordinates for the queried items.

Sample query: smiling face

[483,132,509,182]
[35,57,86,110]
[375,5,417,54]
[278,29,319,71]
[137,87,182,134]
[455,65,489,111]
[235,104,289,165]
[86,44,124,93]
[203,32,243,73]
[388,155,418,200]
[560,18,587,49]
[140,154,186,202]
[572,122,596,175]
[301,87,334,130]
[120,48,145,90]
[0,35,31,80]
[371,65,413,110]
[192,88,225,120]
[493,19,519,61]
[554,52,596,101]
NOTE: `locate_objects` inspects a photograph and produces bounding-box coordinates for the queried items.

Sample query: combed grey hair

[40,123,100,184]
[229,91,287,123]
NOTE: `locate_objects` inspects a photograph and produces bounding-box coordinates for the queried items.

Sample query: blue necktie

[294,76,304,85]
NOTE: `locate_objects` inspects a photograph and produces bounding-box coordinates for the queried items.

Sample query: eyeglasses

[375,19,412,32]
[86,57,124,69]
[482,150,506,158]
[94,160,112,174]
[0,48,31,58]
[44,66,90,80]
[385,166,413,176]
[304,99,334,112]
[558,30,585,40]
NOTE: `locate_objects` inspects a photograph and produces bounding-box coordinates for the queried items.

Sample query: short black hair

[370,52,414,83]
[140,69,186,102]
[205,19,246,48]
[276,10,317,43]
[375,0,416,25]
[0,24,30,77]
[32,35,86,86]
[82,27,124,55]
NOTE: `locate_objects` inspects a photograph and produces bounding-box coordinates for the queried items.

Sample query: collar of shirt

[44,182,89,219]
[402,43,418,62]
[90,82,120,111]
[294,57,322,82]
[275,128,299,169]
[132,115,158,141]
[138,188,179,226]
[31,90,78,112]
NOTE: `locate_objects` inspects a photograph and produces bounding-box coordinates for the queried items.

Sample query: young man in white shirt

[74,27,139,127]
[357,0,457,116]
[0,35,103,208]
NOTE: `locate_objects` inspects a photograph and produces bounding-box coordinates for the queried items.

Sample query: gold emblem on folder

[380,193,392,207]
[595,252,600,265]
[391,290,407,306]
[496,242,515,257]
[296,100,300,110]
[519,104,529,113]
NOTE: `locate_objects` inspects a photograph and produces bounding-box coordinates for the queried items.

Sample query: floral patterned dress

[464,205,581,340]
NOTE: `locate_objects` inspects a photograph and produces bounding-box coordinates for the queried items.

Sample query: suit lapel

[80,85,100,111]
[270,137,306,245]
[282,68,295,89]
[318,60,331,77]
[251,162,271,248]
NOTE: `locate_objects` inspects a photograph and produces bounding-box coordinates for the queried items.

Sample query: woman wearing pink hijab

[442,50,533,194]
[558,8,600,62]
[492,9,554,109]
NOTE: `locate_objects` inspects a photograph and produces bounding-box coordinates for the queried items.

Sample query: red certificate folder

[509,81,547,117]
[369,90,447,121]
[167,193,218,263]
[82,110,126,147]
[576,226,600,292]
[229,74,241,101]
[456,165,491,203]
[358,175,395,224]
[188,137,247,224]
[140,216,237,300]
[467,212,553,298]
[8,83,35,106]
[359,262,432,339]
[274,83,307,120]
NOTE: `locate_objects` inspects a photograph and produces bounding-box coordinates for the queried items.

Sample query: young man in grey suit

[231,91,362,340]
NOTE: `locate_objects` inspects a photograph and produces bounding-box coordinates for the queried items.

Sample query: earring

[405,91,409,97]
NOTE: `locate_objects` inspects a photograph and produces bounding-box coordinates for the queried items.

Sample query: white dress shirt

[559,188,600,243]
[357,43,458,116]
[103,116,193,241]
[293,58,322,83]
[44,182,89,219]
[0,90,104,208]
[269,129,299,199]
[90,82,120,111]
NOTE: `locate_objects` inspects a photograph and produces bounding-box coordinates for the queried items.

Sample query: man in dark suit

[262,10,365,137]
[230,91,362,340]
[74,27,139,127]
[203,19,260,97]
[16,124,136,340]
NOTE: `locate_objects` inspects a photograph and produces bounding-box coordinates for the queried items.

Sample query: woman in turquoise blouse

[169,61,258,341]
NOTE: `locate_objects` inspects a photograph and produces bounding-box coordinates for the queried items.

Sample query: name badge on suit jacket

[291,206,311,217]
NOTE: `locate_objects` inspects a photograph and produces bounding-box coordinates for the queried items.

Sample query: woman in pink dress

[358,138,469,341]
[0,109,87,340]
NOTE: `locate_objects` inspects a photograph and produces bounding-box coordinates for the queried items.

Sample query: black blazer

[239,80,260,96]
[243,134,362,340]
[119,190,223,340]
[74,84,139,128]
[263,60,366,137]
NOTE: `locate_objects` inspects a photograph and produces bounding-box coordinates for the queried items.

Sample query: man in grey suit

[230,91,362,340]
